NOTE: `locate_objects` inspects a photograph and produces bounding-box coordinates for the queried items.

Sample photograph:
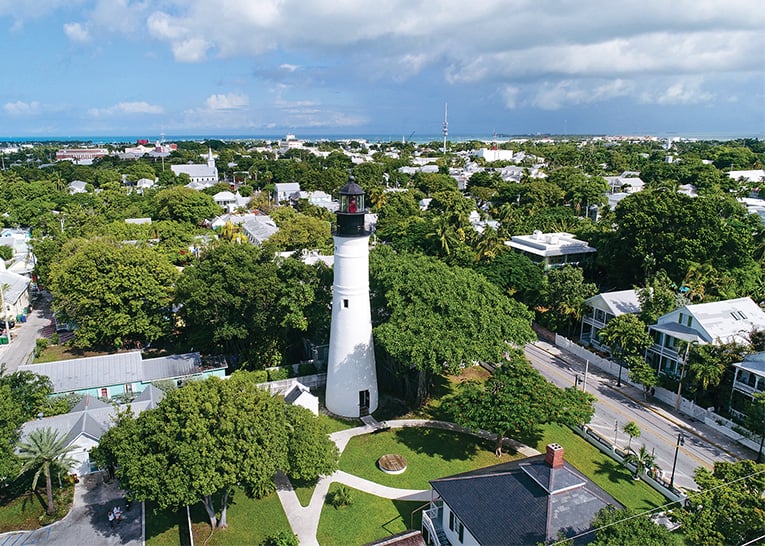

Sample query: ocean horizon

[0,131,762,145]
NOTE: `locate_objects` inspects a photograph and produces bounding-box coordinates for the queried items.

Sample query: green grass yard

[338,427,518,490]
[145,489,292,546]
[531,423,668,512]
[0,481,74,533]
[317,485,423,546]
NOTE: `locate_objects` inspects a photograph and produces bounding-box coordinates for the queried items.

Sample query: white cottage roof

[0,270,30,305]
[584,290,641,316]
[657,297,765,345]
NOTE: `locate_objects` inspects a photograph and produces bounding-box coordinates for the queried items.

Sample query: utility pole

[669,432,685,491]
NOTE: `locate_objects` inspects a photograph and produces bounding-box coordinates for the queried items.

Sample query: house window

[448,511,465,543]
[125,384,133,394]
[343,299,349,308]
[100,388,108,398]
[687,315,692,327]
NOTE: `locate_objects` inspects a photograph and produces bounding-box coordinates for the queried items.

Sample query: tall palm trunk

[45,466,54,514]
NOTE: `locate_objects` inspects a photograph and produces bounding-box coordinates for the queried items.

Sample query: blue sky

[0,0,763,139]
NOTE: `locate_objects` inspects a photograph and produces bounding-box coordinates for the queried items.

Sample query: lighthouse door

[359,390,370,416]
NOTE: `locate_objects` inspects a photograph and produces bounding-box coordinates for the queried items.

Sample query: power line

[551,466,765,545]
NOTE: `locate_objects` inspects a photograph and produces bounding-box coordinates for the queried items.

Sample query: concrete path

[0,472,142,546]
[276,418,538,546]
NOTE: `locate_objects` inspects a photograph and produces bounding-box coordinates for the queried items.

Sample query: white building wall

[325,235,378,418]
[441,504,480,546]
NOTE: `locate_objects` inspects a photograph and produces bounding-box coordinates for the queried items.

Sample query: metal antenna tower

[442,103,448,154]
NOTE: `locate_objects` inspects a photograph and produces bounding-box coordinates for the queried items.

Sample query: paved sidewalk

[534,340,756,462]
[276,419,538,546]
[0,473,142,546]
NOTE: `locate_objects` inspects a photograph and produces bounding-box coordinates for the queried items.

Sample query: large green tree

[48,239,178,348]
[675,460,765,546]
[94,373,337,530]
[538,266,597,335]
[603,190,761,289]
[154,186,220,225]
[370,247,535,405]
[175,242,330,367]
[445,351,595,455]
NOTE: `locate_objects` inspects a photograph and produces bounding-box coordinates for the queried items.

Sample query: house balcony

[732,381,764,398]
[422,505,448,546]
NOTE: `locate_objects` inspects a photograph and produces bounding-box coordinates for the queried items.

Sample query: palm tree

[17,428,78,514]
[623,421,641,451]
[623,444,655,480]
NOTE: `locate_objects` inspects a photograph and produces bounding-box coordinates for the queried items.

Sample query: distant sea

[0,131,761,145]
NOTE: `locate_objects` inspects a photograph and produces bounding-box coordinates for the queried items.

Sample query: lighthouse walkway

[274,418,538,546]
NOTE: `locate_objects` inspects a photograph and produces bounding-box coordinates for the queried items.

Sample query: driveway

[0,473,142,546]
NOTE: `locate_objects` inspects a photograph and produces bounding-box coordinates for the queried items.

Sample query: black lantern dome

[336,176,368,236]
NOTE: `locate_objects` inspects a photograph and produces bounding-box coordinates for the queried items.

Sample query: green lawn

[532,423,668,512]
[0,480,74,532]
[339,427,520,490]
[145,489,292,546]
[317,484,424,546]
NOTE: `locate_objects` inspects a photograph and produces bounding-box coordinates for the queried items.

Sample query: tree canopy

[174,242,331,367]
[370,247,535,405]
[444,351,595,455]
[94,372,338,530]
[48,238,178,349]
[675,460,765,546]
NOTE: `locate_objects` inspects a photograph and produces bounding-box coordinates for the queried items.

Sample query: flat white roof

[506,232,596,257]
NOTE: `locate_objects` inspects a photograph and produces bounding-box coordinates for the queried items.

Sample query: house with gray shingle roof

[422,444,621,545]
[19,385,165,475]
[17,351,226,399]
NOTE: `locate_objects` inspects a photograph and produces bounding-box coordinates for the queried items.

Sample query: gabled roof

[584,290,641,316]
[656,297,765,345]
[17,352,221,394]
[0,270,30,305]
[20,386,165,449]
[430,454,620,545]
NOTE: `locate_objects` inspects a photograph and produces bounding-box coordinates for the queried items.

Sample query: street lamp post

[669,432,685,491]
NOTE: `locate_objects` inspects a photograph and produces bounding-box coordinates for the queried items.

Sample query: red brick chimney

[545,443,564,469]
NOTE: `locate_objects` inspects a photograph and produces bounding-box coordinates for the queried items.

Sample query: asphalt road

[0,291,54,373]
[525,342,742,492]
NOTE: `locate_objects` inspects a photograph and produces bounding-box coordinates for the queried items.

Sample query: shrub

[264,531,299,546]
[328,485,353,509]
[50,333,59,345]
[251,370,268,383]
[34,338,49,357]
[298,362,317,376]
[268,367,289,381]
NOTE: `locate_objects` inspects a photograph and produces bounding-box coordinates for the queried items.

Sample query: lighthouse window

[343,299,349,308]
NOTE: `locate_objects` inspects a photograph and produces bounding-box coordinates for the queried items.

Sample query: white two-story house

[580,289,642,351]
[646,297,765,377]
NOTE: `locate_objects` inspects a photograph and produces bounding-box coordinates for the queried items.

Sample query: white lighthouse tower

[325,178,378,418]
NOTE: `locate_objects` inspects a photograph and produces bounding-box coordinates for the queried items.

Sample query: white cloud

[501,86,520,109]
[640,80,715,105]
[63,22,90,43]
[3,101,40,115]
[205,93,249,110]
[171,38,211,63]
[88,102,164,117]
